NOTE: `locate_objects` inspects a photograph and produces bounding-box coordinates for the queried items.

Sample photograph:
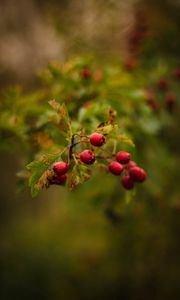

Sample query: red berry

[89,133,106,147]
[121,175,134,190]
[53,161,68,176]
[145,92,160,112]
[157,79,169,91]
[80,150,95,165]
[124,57,137,71]
[129,167,146,182]
[165,92,176,112]
[128,30,143,45]
[81,68,91,79]
[147,99,160,112]
[125,160,137,170]
[109,161,123,175]
[145,92,159,112]
[116,151,131,164]
[50,174,67,185]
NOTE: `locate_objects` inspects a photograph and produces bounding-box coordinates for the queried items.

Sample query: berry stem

[68,134,76,164]
[100,148,115,156]
[67,144,71,165]
[72,153,78,165]
[96,155,113,164]
[73,133,89,139]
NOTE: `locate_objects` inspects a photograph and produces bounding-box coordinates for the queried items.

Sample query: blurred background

[0,0,180,299]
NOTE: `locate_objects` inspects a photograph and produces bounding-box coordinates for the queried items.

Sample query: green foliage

[0,55,179,204]
[27,152,65,197]
[48,99,72,140]
[67,163,91,191]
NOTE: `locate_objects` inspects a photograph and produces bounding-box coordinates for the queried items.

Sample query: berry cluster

[49,132,105,186]
[50,161,68,185]
[49,132,146,191]
[108,151,146,190]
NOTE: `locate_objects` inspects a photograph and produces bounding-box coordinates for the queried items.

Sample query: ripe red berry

[116,151,131,164]
[81,68,91,79]
[125,160,137,170]
[109,161,123,175]
[129,167,146,182]
[121,175,134,190]
[51,174,67,185]
[53,161,68,176]
[80,150,95,165]
[89,133,106,147]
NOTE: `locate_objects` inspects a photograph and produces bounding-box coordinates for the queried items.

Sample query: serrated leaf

[108,108,117,122]
[26,151,64,197]
[33,133,53,149]
[27,160,48,197]
[96,123,117,135]
[49,99,59,111]
[48,62,62,79]
[97,163,109,173]
[34,169,53,191]
[42,152,64,165]
[49,100,71,139]
[67,163,91,191]
[116,135,135,147]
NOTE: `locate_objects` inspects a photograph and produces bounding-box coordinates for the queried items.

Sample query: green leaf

[96,121,118,135]
[116,135,135,147]
[67,163,91,191]
[26,151,64,197]
[49,100,72,140]
[48,62,63,79]
[27,160,48,197]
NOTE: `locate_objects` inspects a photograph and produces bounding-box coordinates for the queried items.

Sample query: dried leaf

[96,123,117,135]
[34,169,53,190]
[97,163,109,173]
[108,108,117,122]
[33,133,53,149]
[117,135,135,147]
[67,163,91,191]
[49,100,71,139]
[26,151,63,197]
[49,99,59,110]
